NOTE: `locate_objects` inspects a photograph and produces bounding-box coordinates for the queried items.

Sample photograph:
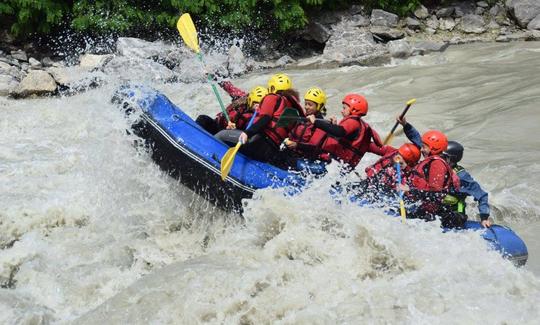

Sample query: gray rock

[425,27,437,35]
[454,2,476,17]
[439,17,457,31]
[305,21,332,43]
[527,14,540,30]
[406,17,422,30]
[490,4,503,16]
[370,26,405,41]
[426,15,440,30]
[371,9,398,27]
[116,37,176,59]
[459,14,486,33]
[28,57,42,69]
[387,39,412,58]
[475,7,486,15]
[414,5,430,19]
[477,1,489,8]
[41,57,54,67]
[104,56,176,82]
[323,26,388,65]
[506,0,540,28]
[11,70,57,97]
[495,30,534,42]
[0,61,22,80]
[20,63,29,72]
[79,54,113,69]
[10,50,28,62]
[275,55,295,66]
[227,45,247,76]
[350,14,370,27]
[436,7,455,18]
[411,41,449,55]
[487,19,501,30]
[0,74,19,96]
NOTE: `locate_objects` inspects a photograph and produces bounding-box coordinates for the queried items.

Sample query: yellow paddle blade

[220,142,242,181]
[406,98,416,106]
[400,200,407,223]
[177,13,199,53]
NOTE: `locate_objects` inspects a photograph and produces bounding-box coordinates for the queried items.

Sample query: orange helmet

[421,130,448,155]
[398,143,421,166]
[342,93,368,116]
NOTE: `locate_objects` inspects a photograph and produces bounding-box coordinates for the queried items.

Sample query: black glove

[479,213,489,221]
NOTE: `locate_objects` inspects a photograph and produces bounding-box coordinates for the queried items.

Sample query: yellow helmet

[247,86,268,108]
[304,87,327,111]
[267,73,292,93]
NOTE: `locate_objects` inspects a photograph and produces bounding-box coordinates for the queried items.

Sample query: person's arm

[314,119,347,137]
[219,81,248,100]
[458,170,490,217]
[403,123,423,148]
[244,115,271,137]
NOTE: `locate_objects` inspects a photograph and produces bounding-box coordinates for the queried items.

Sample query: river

[1,41,539,323]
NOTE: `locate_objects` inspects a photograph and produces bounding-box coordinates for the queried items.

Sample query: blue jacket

[403,122,490,219]
[454,166,490,219]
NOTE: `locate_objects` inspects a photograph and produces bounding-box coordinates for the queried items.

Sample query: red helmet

[421,130,448,155]
[398,143,421,166]
[342,93,368,116]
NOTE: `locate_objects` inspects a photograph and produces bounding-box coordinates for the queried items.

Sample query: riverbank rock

[459,14,486,33]
[11,70,57,98]
[0,75,19,96]
[47,66,106,94]
[506,0,540,29]
[79,54,114,70]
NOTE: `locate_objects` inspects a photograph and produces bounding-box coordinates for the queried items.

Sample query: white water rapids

[1,41,540,324]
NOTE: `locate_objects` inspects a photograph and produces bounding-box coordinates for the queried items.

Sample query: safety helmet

[247,86,268,108]
[443,141,464,164]
[268,73,292,93]
[421,130,448,155]
[304,87,327,112]
[342,93,368,116]
[398,143,421,166]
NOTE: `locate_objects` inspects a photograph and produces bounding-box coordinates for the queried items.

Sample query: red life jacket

[365,150,398,178]
[255,93,304,145]
[411,155,460,192]
[321,116,383,167]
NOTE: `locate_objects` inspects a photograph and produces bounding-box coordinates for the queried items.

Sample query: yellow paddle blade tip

[406,98,416,105]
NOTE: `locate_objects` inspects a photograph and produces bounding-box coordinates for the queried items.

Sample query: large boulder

[11,70,57,97]
[411,41,450,55]
[323,24,389,65]
[414,5,429,19]
[116,37,176,60]
[371,9,398,27]
[506,0,540,28]
[0,61,23,80]
[10,50,27,62]
[528,14,540,30]
[104,56,177,83]
[387,39,412,58]
[47,66,106,94]
[304,21,332,43]
[458,14,486,33]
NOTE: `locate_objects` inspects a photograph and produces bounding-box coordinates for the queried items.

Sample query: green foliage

[0,0,70,36]
[0,0,429,38]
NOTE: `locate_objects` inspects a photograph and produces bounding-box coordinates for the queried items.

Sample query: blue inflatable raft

[113,85,528,266]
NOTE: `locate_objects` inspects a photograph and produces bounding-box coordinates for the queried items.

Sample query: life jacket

[442,165,467,213]
[321,116,383,167]
[411,155,460,192]
[256,93,304,145]
[228,106,253,130]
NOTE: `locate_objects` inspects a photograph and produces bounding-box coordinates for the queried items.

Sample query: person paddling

[234,73,305,168]
[397,117,463,227]
[442,141,492,227]
[307,93,384,169]
[196,81,268,134]
[284,87,330,160]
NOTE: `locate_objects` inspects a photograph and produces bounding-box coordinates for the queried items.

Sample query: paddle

[220,111,258,181]
[177,13,229,122]
[383,98,416,145]
[395,162,407,223]
[275,108,327,128]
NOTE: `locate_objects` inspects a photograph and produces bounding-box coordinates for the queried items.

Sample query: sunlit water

[1,41,540,323]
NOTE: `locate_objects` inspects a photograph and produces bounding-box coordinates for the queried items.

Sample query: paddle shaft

[196,53,230,123]
[395,162,406,223]
[383,99,416,145]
